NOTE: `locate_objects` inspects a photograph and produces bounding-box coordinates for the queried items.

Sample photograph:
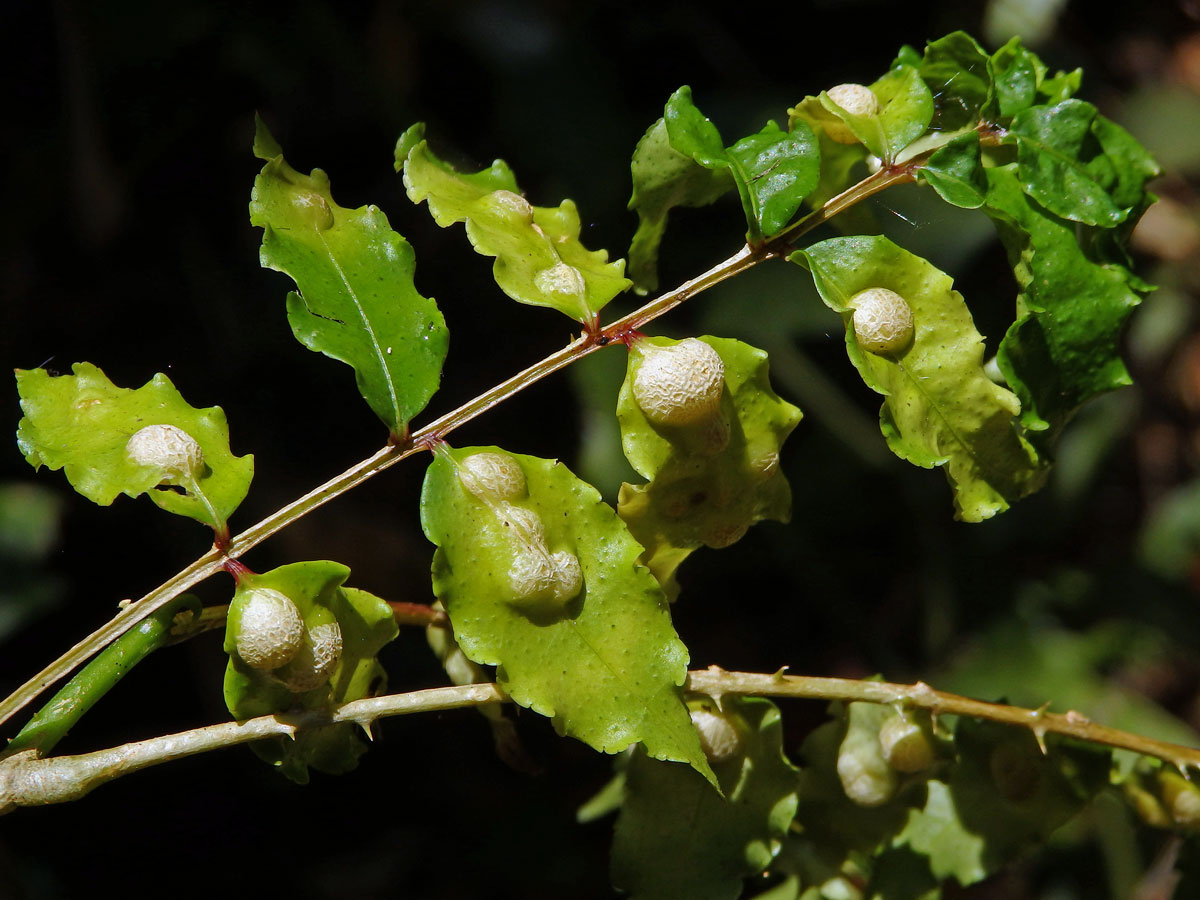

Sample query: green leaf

[627,117,735,295]
[401,132,631,322]
[420,445,713,782]
[786,98,873,229]
[251,118,448,436]
[1006,100,1127,227]
[663,87,820,241]
[984,165,1147,439]
[918,31,992,131]
[987,37,1041,119]
[819,65,933,163]
[917,132,987,209]
[616,336,801,596]
[15,362,253,531]
[895,720,1111,886]
[794,235,1046,522]
[610,697,800,900]
[5,594,200,758]
[222,561,398,784]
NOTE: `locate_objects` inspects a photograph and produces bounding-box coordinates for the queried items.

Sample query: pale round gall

[233,588,305,671]
[484,189,535,223]
[690,708,742,762]
[498,503,546,546]
[824,83,880,144]
[632,338,726,427]
[849,287,915,356]
[459,451,527,502]
[508,547,583,610]
[276,622,344,692]
[126,424,205,485]
[534,262,586,299]
[878,713,935,773]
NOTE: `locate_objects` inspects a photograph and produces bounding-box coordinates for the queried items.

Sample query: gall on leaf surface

[250,117,447,436]
[398,125,631,323]
[222,560,398,784]
[616,336,801,598]
[419,445,714,783]
[15,362,253,531]
[794,236,1046,522]
[984,165,1152,442]
[817,65,933,163]
[663,87,820,242]
[610,697,800,900]
[627,116,735,295]
[894,719,1111,887]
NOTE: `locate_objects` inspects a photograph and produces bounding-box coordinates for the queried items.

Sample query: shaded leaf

[15,362,253,530]
[918,31,991,131]
[917,132,987,209]
[794,235,1046,521]
[895,721,1111,886]
[627,117,735,295]
[611,698,799,900]
[222,561,398,784]
[984,165,1148,439]
[251,119,447,436]
[420,445,713,781]
[616,336,801,597]
[400,128,630,322]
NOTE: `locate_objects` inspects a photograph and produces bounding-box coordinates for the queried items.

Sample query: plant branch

[4,668,1197,813]
[0,157,909,731]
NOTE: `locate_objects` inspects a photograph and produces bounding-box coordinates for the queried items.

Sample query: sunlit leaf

[400,127,631,322]
[616,336,801,596]
[15,362,253,531]
[1005,100,1127,227]
[664,87,820,241]
[916,132,987,209]
[251,118,447,436]
[795,235,1046,521]
[420,445,713,782]
[222,560,398,784]
[610,697,799,900]
[819,65,933,163]
[627,117,734,295]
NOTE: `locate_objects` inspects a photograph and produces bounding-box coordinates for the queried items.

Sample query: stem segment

[3,669,1197,813]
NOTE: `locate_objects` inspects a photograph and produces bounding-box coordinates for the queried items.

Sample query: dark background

[3,1,1200,897]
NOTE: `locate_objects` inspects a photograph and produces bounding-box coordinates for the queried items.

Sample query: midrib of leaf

[565,617,662,724]
[1014,129,1108,198]
[316,229,400,427]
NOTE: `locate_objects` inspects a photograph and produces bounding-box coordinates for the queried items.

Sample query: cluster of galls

[228,587,344,692]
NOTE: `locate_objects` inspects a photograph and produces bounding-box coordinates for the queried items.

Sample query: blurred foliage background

[3,0,1200,897]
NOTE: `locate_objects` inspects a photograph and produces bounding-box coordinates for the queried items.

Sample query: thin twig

[3,669,1197,813]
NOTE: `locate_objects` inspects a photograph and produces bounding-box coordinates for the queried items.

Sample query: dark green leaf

[984,165,1146,439]
[895,721,1111,886]
[725,120,820,238]
[610,697,799,900]
[795,235,1046,521]
[988,37,1040,119]
[918,31,991,131]
[663,87,820,240]
[420,445,713,781]
[251,118,447,435]
[402,135,631,322]
[917,132,987,208]
[15,363,253,531]
[1007,100,1127,227]
[222,561,398,784]
[627,117,734,295]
